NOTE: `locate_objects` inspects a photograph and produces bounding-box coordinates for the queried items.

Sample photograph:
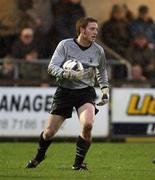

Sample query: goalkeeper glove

[63,69,84,80]
[97,86,109,106]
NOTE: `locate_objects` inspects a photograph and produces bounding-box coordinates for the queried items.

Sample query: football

[63,59,83,71]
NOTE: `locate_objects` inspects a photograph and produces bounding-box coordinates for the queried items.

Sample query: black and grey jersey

[48,38,108,89]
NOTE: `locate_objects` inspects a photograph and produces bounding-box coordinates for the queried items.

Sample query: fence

[0,57,132,86]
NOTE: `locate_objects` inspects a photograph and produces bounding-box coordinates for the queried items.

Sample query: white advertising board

[0,87,109,137]
[112,88,155,123]
[112,88,155,136]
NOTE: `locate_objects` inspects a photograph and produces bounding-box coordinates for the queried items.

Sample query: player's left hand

[97,86,109,106]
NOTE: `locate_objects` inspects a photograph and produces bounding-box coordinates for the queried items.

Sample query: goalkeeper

[26,17,109,170]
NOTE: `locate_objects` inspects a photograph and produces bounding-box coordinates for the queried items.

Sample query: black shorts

[50,86,99,118]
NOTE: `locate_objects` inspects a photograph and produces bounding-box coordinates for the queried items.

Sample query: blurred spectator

[100,4,130,57]
[122,64,150,88]
[17,0,34,28]
[19,50,50,85]
[0,0,22,57]
[123,4,135,23]
[131,64,146,81]
[23,0,53,58]
[130,5,155,49]
[0,55,17,80]
[26,0,53,34]
[11,27,40,59]
[24,50,38,62]
[54,0,86,44]
[125,33,155,79]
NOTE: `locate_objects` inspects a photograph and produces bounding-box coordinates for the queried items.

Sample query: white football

[63,59,83,71]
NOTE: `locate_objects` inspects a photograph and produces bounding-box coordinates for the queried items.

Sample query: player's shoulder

[93,42,104,53]
[59,38,74,46]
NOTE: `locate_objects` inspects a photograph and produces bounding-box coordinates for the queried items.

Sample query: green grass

[0,142,155,180]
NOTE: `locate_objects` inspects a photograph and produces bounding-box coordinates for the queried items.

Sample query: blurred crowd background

[0,0,155,86]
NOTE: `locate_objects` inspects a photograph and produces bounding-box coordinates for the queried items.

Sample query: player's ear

[80,27,85,35]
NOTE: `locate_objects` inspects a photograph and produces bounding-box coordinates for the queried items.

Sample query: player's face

[82,22,98,43]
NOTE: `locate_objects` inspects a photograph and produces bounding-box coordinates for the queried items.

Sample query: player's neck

[76,36,91,47]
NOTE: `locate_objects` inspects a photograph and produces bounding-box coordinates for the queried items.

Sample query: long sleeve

[48,40,66,79]
[95,48,109,88]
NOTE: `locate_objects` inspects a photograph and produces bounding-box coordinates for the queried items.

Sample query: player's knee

[43,129,55,140]
[83,123,93,132]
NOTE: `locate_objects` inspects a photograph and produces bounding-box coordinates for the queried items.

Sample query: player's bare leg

[26,114,65,168]
[72,103,95,170]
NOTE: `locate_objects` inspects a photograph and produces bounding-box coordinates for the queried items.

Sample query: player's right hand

[63,69,84,80]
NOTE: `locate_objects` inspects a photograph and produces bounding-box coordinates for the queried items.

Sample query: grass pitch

[0,142,155,180]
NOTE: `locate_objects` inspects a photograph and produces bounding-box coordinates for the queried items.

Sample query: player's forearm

[96,68,109,89]
[48,63,64,79]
